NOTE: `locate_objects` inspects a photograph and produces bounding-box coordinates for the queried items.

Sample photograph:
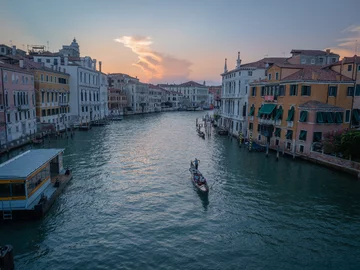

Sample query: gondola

[189,162,209,193]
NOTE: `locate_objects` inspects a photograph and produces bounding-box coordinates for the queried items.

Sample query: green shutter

[257,107,262,117]
[326,112,334,123]
[335,112,343,123]
[316,112,324,123]
[274,128,281,137]
[353,109,360,122]
[274,106,283,120]
[355,85,360,96]
[299,111,308,122]
[286,107,294,121]
[286,130,293,140]
[249,105,255,116]
[299,130,307,141]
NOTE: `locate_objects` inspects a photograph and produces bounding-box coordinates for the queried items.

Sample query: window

[328,86,337,97]
[249,122,253,130]
[358,65,360,71]
[268,74,272,80]
[311,59,315,65]
[313,132,322,142]
[299,111,308,122]
[286,142,291,150]
[319,58,324,64]
[275,72,279,80]
[37,59,41,63]
[299,130,307,141]
[285,130,293,140]
[332,58,336,63]
[348,65,352,72]
[345,110,351,123]
[257,134,261,140]
[50,76,53,82]
[301,59,306,64]
[299,145,304,153]
[301,85,311,96]
[248,71,253,76]
[46,75,49,82]
[347,87,354,96]
[46,59,50,63]
[251,87,256,97]
[290,85,297,96]
[355,85,360,96]
[279,85,285,96]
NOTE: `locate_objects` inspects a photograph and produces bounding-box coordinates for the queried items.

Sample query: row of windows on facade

[249,105,354,124]
[3,73,34,85]
[81,91,99,102]
[178,89,209,95]
[6,110,35,123]
[8,125,36,136]
[223,81,250,94]
[81,106,100,112]
[251,84,360,97]
[41,92,68,103]
[301,57,337,65]
[5,92,35,107]
[41,107,69,117]
[224,71,253,79]
[80,72,98,85]
[109,96,127,101]
[222,100,247,116]
[40,74,68,84]
[43,116,70,124]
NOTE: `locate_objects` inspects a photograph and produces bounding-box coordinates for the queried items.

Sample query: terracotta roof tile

[281,66,353,82]
[290,49,339,56]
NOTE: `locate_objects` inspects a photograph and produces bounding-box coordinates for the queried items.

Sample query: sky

[1,0,360,85]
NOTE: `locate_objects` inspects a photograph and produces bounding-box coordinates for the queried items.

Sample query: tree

[340,130,360,160]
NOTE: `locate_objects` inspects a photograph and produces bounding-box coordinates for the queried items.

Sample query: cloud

[331,25,360,57]
[115,35,192,83]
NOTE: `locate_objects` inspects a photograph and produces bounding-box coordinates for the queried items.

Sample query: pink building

[0,62,36,145]
[295,101,344,155]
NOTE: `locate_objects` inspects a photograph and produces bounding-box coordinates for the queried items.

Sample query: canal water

[1,111,360,270]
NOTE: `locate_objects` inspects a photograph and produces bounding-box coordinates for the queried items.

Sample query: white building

[160,81,209,108]
[220,52,287,136]
[99,64,109,119]
[148,85,163,112]
[33,54,103,124]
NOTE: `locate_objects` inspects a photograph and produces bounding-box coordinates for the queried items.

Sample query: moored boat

[189,163,209,193]
[0,149,72,220]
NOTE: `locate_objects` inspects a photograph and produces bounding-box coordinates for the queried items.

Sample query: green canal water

[1,111,360,270]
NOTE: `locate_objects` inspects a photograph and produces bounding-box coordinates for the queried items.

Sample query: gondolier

[194,158,200,169]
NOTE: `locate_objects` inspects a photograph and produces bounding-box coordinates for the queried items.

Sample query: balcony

[264,95,278,102]
[18,105,30,111]
[59,101,69,106]
[259,118,275,125]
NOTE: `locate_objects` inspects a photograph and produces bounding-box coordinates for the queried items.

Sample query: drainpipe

[0,68,8,146]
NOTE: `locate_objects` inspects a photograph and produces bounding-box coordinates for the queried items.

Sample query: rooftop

[281,66,353,82]
[299,101,345,111]
[290,49,339,56]
[0,149,64,180]
[178,81,207,87]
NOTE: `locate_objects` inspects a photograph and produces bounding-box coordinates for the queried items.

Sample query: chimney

[19,59,24,68]
[99,61,102,72]
[93,59,97,70]
[12,45,16,56]
[326,49,331,55]
[64,56,68,66]
[203,81,206,86]
[311,71,319,80]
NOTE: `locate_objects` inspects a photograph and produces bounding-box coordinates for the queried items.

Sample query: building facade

[220,52,287,136]
[0,63,36,144]
[288,49,340,65]
[248,64,354,156]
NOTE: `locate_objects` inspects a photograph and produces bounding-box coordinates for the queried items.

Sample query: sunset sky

[1,0,360,85]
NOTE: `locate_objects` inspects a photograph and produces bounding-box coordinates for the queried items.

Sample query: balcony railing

[259,118,275,125]
[18,104,30,111]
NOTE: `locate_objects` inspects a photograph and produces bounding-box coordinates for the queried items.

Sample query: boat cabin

[0,149,65,217]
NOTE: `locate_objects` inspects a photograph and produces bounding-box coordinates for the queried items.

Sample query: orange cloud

[114,36,192,83]
[331,25,360,57]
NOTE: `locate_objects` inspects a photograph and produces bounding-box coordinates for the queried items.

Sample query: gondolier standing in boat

[194,158,200,170]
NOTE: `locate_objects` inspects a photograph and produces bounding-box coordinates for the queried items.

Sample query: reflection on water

[1,112,360,270]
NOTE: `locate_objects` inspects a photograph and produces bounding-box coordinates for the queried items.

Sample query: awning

[274,128,281,137]
[299,130,307,141]
[335,112,343,123]
[249,105,255,116]
[316,112,324,123]
[353,109,360,122]
[286,107,295,121]
[274,106,283,120]
[299,111,308,122]
[285,130,293,140]
[259,104,276,115]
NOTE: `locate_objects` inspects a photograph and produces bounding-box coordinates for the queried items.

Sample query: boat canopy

[0,149,64,180]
